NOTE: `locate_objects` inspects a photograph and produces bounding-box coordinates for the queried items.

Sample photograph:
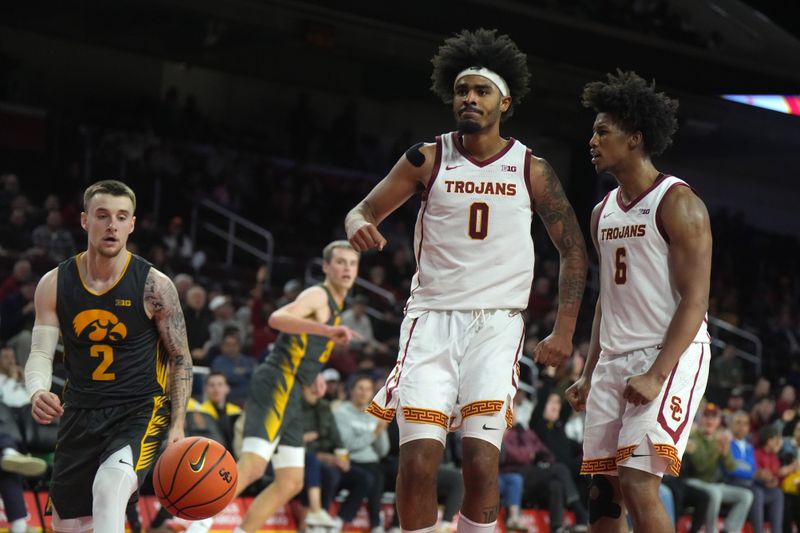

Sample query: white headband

[454,66,510,97]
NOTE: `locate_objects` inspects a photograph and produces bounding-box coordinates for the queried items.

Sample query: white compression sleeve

[24,325,59,399]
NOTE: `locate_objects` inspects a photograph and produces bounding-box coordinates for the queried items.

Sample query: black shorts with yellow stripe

[243,364,303,448]
[49,395,170,519]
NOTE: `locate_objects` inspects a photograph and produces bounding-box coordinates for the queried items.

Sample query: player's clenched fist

[31,390,64,424]
[347,223,387,252]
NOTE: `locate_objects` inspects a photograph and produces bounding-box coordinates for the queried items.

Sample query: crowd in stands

[0,114,799,531]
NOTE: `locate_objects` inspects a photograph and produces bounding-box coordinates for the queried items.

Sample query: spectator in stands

[210,330,255,405]
[709,345,743,403]
[249,265,278,359]
[0,259,31,303]
[276,279,303,307]
[334,373,390,533]
[751,396,777,437]
[723,387,746,427]
[339,295,390,360]
[724,415,784,532]
[322,368,346,410]
[0,429,47,533]
[0,173,20,217]
[684,403,754,533]
[162,216,193,263]
[747,377,772,410]
[661,475,712,533]
[183,285,212,364]
[0,207,32,256]
[0,346,28,407]
[31,209,76,262]
[781,423,800,533]
[172,273,194,304]
[0,280,35,351]
[776,385,797,419]
[208,294,244,347]
[502,423,587,533]
[300,378,372,531]
[191,371,242,451]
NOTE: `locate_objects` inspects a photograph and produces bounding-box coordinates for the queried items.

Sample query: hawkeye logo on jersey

[444,180,517,196]
[115,299,132,307]
[73,309,128,342]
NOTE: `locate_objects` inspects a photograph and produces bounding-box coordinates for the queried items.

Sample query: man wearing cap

[345,29,587,533]
[683,403,754,533]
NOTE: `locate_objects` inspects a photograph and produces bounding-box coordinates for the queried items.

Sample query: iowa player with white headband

[24,180,192,533]
[346,29,588,533]
[565,72,712,533]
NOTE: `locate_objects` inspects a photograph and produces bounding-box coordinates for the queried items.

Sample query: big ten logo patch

[670,396,684,422]
[501,164,517,172]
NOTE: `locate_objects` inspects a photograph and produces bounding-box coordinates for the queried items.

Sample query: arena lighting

[722,94,800,115]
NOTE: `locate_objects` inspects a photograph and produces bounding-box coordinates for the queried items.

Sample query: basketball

[153,437,238,520]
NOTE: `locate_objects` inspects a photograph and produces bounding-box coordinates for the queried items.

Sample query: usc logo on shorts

[72,309,128,381]
[670,396,683,422]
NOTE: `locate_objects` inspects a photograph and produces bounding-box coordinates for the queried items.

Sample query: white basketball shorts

[581,343,709,477]
[367,309,525,449]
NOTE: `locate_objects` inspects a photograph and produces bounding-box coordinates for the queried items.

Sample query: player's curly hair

[582,70,679,156]
[431,28,530,119]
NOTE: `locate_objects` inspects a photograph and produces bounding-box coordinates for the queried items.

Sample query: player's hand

[534,332,572,367]
[348,223,387,252]
[327,326,362,346]
[30,391,64,424]
[335,457,351,472]
[565,376,591,412]
[165,426,185,446]
[623,372,663,406]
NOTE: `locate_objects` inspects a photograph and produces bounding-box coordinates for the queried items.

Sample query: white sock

[2,447,19,458]
[401,526,437,533]
[184,517,215,533]
[456,513,497,533]
[10,518,27,533]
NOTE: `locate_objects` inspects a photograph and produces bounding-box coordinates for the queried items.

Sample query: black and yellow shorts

[49,395,170,519]
[243,365,303,448]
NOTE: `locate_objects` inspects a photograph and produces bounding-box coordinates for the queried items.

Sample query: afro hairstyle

[582,70,679,156]
[431,28,530,119]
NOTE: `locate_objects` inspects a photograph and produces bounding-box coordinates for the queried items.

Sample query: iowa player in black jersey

[186,241,360,533]
[24,180,192,533]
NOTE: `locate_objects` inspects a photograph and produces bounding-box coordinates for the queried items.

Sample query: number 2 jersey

[404,132,535,315]
[597,174,709,355]
[56,252,168,408]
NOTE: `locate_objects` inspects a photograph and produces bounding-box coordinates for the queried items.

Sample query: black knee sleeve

[588,475,622,524]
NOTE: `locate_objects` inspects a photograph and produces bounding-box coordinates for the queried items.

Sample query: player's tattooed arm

[531,156,589,331]
[145,269,192,436]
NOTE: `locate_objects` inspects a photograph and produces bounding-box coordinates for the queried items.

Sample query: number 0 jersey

[56,252,168,408]
[404,132,535,315]
[597,174,709,355]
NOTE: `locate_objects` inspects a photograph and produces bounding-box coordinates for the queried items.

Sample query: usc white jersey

[597,174,709,355]
[404,132,534,315]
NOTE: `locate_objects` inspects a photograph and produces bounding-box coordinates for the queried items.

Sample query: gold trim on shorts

[653,443,682,476]
[580,456,617,474]
[460,399,504,419]
[505,405,513,428]
[402,406,448,429]
[366,401,395,422]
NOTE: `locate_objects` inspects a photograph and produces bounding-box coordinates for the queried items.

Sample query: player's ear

[500,96,512,113]
[628,131,643,150]
[80,212,88,231]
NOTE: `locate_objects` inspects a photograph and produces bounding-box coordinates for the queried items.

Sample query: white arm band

[25,325,59,400]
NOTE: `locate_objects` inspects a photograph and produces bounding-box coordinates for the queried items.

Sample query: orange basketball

[153,436,238,520]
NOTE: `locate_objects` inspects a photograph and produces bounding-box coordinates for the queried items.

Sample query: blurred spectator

[249,265,278,359]
[0,346,27,407]
[512,389,534,431]
[339,295,389,360]
[530,368,582,478]
[0,173,20,216]
[277,279,303,308]
[0,208,32,256]
[725,411,783,532]
[750,396,777,437]
[776,385,796,419]
[300,379,372,531]
[208,295,244,347]
[708,345,743,403]
[747,377,772,410]
[322,368,346,409]
[753,425,787,532]
[210,330,255,405]
[0,280,35,345]
[0,429,47,533]
[527,277,554,321]
[183,285,212,364]
[172,273,194,304]
[684,403,754,533]
[31,209,76,263]
[0,259,31,303]
[162,216,193,262]
[333,374,390,532]
[782,423,800,533]
[722,388,746,428]
[129,212,160,254]
[190,371,242,451]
